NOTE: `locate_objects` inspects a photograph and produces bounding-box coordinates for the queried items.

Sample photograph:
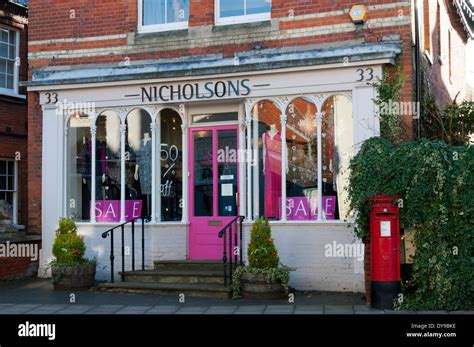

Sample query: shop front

[29,43,400,291]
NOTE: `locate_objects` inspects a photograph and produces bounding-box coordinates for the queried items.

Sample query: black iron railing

[217,216,245,286]
[101,218,148,283]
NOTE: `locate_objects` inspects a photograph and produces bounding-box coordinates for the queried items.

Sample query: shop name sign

[140,79,251,103]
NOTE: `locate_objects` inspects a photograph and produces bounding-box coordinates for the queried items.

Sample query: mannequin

[262,124,282,218]
[268,124,278,139]
[135,133,151,181]
[135,133,152,195]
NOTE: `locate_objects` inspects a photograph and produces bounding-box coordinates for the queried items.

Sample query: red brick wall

[27,92,42,234]
[422,0,468,107]
[29,0,137,41]
[189,0,214,26]
[0,18,28,227]
[0,241,40,280]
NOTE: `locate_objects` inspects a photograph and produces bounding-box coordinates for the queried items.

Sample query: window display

[124,109,152,221]
[251,100,282,220]
[285,98,318,220]
[160,109,183,221]
[322,95,353,220]
[66,114,92,222]
[94,111,122,221]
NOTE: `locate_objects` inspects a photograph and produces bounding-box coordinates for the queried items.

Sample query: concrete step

[154,260,224,272]
[120,269,225,285]
[98,282,231,299]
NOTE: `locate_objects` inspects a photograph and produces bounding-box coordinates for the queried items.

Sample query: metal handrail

[217,215,245,286]
[101,217,148,283]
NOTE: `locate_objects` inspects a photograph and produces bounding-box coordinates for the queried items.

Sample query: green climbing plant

[372,65,405,144]
[347,137,474,310]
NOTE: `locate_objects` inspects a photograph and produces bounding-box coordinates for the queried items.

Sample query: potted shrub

[232,218,293,299]
[50,218,96,290]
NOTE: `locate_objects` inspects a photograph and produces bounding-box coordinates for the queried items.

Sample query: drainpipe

[414,0,422,140]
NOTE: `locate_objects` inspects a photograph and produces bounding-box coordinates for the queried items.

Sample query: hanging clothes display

[136,139,152,195]
[263,129,282,218]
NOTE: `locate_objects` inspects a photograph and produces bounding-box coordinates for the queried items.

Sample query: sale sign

[279,196,336,220]
[93,200,143,222]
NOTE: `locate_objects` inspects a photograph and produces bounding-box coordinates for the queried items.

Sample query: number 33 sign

[356,68,374,82]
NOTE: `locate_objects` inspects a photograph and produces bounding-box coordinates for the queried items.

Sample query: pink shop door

[189,126,239,260]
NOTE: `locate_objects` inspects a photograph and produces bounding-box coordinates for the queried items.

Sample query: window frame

[0,158,18,225]
[215,0,271,26]
[138,0,189,34]
[0,27,20,98]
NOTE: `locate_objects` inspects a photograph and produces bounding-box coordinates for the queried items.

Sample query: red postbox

[370,195,401,309]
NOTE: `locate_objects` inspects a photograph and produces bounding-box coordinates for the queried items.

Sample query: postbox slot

[375,212,396,218]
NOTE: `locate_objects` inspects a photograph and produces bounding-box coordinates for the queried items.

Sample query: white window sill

[75,221,189,227]
[215,14,271,27]
[0,89,26,99]
[138,22,188,34]
[243,219,354,227]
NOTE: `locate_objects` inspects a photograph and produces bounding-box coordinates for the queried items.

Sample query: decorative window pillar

[119,122,127,222]
[280,112,288,222]
[90,124,97,223]
[316,111,323,221]
[150,121,157,223]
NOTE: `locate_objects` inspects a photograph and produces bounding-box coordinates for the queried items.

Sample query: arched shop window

[160,109,183,221]
[321,94,353,220]
[251,100,282,220]
[94,111,122,222]
[66,113,92,222]
[125,109,153,221]
[285,98,318,220]
[248,94,353,222]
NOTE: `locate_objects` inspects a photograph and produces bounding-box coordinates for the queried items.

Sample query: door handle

[235,192,239,207]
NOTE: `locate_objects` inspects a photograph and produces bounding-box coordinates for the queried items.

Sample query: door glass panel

[193,130,213,216]
[217,129,238,216]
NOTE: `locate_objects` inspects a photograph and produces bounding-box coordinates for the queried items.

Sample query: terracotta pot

[240,271,286,299]
[51,262,96,290]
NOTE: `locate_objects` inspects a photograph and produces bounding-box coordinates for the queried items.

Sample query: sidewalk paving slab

[324,305,354,314]
[416,310,449,314]
[234,305,266,314]
[145,305,180,314]
[0,304,42,314]
[26,304,67,314]
[447,311,473,315]
[204,306,238,314]
[353,305,384,314]
[115,305,153,314]
[264,305,295,314]
[384,309,416,314]
[54,305,95,314]
[175,306,210,315]
[294,305,323,314]
[85,305,125,315]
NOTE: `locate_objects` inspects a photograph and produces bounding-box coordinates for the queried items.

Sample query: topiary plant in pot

[232,218,293,299]
[50,218,96,290]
